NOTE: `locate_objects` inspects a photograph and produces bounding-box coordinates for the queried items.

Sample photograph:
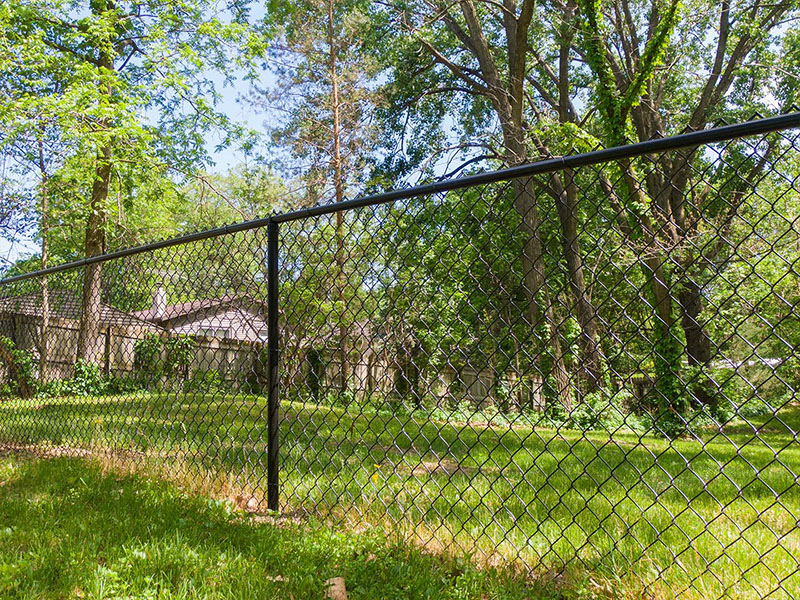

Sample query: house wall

[164,308,268,342]
[191,336,260,388]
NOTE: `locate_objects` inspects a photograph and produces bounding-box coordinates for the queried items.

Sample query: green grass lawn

[1,393,799,599]
[0,453,546,599]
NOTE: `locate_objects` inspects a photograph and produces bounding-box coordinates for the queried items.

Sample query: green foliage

[0,336,36,398]
[653,322,687,404]
[39,366,145,399]
[134,334,163,383]
[0,0,267,267]
[577,0,682,145]
[258,0,383,199]
[186,369,224,394]
[569,388,638,431]
[70,360,106,396]
[134,334,195,386]
[40,360,108,397]
[323,389,357,410]
[164,336,195,380]
[104,375,142,395]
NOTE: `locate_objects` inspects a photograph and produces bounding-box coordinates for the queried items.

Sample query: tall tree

[258,0,383,391]
[372,0,798,416]
[0,0,265,364]
[576,0,797,413]
[381,0,581,409]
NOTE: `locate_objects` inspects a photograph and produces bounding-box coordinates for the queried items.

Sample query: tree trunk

[328,0,349,395]
[37,141,49,382]
[543,0,603,396]
[511,176,573,412]
[76,145,111,365]
[550,172,602,391]
[77,1,114,367]
[665,153,715,407]
[620,162,686,414]
[395,340,422,409]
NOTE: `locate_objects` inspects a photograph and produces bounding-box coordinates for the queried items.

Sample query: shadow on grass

[0,454,557,600]
[1,395,799,599]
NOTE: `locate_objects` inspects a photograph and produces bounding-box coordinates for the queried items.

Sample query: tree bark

[77,0,114,367]
[545,0,603,394]
[494,0,572,412]
[37,140,49,382]
[511,175,573,412]
[328,0,350,395]
[549,172,602,391]
[76,144,111,365]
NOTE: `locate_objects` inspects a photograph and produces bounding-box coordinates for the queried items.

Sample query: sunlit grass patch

[1,394,799,598]
[0,454,548,600]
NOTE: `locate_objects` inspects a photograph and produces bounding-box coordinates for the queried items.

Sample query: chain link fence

[1,112,799,598]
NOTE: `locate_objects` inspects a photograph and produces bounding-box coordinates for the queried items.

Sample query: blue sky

[0,69,273,268]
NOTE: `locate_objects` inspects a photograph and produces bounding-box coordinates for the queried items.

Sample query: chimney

[153,283,167,320]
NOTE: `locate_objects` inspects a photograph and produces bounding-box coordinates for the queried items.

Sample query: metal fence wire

[1,112,800,599]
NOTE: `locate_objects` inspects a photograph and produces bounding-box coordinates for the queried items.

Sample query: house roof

[0,289,163,330]
[133,295,269,325]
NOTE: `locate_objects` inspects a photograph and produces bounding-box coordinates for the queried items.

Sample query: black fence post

[267,218,280,511]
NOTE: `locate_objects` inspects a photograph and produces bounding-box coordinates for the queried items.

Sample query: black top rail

[2,111,799,285]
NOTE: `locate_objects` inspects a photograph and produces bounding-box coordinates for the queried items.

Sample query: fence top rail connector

[2,111,799,286]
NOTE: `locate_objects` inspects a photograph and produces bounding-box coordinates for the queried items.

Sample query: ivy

[577,0,688,430]
[577,0,682,146]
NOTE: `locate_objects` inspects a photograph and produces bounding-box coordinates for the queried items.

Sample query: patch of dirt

[409,459,476,478]
[0,442,92,459]
[251,507,309,528]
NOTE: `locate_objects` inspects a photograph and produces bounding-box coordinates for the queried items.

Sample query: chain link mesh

[0,115,799,598]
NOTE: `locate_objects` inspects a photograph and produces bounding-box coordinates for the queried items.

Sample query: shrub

[134,334,163,384]
[569,388,633,431]
[186,369,224,394]
[164,335,195,380]
[38,369,144,398]
[66,360,107,396]
[0,336,36,398]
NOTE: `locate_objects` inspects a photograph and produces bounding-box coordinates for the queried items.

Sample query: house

[0,289,163,380]
[0,284,545,408]
[0,285,272,389]
[132,286,272,387]
[134,285,269,342]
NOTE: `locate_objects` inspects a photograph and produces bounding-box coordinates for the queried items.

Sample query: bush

[37,361,148,398]
[737,397,774,419]
[134,334,164,384]
[569,388,634,432]
[0,336,36,398]
[164,335,195,380]
[64,360,107,396]
[186,369,224,394]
